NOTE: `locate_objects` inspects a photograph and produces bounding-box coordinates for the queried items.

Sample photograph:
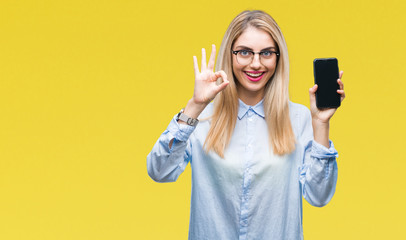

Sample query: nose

[250,53,262,69]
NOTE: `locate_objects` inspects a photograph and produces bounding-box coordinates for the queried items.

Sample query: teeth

[246,72,263,77]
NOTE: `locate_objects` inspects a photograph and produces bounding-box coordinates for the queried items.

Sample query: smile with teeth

[245,72,264,77]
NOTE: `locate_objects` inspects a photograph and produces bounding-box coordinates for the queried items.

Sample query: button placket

[239,108,255,239]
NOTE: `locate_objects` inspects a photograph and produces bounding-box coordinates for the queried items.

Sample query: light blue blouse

[147,99,338,240]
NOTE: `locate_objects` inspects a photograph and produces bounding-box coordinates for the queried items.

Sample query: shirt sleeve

[299,108,339,207]
[147,114,195,183]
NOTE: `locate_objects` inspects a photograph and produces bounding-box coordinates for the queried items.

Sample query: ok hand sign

[182,44,229,120]
[192,44,229,105]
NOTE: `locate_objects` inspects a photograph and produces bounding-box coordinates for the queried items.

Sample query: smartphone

[313,58,340,109]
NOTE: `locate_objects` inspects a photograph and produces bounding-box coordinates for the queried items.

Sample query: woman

[147,10,345,240]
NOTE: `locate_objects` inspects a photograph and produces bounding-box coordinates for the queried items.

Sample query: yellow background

[0,0,405,239]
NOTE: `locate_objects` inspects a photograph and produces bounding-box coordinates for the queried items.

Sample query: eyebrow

[234,45,278,51]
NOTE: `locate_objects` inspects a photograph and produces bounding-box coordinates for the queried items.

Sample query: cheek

[262,65,277,83]
[232,59,241,71]
[232,63,244,81]
[267,63,277,76]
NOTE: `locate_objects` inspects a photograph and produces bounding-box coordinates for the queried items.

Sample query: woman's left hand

[309,71,345,123]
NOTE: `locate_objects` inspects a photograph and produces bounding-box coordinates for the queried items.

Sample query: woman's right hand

[183,44,229,119]
[193,44,229,105]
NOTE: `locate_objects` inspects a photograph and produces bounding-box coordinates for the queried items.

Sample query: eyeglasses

[232,49,279,65]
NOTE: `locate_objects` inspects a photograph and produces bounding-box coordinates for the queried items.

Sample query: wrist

[312,117,330,127]
[312,119,330,148]
[176,108,199,126]
[184,99,208,119]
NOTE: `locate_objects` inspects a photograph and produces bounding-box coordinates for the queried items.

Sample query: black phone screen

[313,58,340,108]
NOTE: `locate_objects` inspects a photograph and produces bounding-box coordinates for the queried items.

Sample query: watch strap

[176,109,199,127]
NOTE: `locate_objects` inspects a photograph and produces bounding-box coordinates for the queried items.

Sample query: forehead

[234,26,276,49]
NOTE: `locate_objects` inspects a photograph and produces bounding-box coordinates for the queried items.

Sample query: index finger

[339,70,344,79]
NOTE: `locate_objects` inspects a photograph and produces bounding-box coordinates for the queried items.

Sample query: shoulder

[289,101,312,138]
[289,101,311,119]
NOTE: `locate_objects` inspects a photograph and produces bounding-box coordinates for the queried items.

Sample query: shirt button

[248,118,253,122]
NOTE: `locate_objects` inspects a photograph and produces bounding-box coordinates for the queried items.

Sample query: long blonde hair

[204,10,296,157]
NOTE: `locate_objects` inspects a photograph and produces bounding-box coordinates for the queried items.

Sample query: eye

[260,51,273,57]
[239,50,251,57]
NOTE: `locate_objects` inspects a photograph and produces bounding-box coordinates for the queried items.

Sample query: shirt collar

[237,98,265,120]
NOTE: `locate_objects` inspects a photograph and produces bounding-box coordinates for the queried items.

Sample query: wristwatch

[176,108,199,126]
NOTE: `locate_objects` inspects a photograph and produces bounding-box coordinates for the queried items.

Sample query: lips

[244,71,265,82]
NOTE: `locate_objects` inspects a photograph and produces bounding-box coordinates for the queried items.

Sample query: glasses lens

[260,57,273,65]
[236,52,252,65]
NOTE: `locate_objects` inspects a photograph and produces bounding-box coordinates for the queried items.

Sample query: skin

[232,27,278,106]
[181,27,345,148]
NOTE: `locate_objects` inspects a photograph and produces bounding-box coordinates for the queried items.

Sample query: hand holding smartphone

[313,58,340,109]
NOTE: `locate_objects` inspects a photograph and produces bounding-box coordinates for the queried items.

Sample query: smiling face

[232,26,278,105]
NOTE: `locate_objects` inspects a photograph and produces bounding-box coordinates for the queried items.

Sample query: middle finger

[207,44,216,71]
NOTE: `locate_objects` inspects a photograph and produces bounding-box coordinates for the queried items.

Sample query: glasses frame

[232,50,280,65]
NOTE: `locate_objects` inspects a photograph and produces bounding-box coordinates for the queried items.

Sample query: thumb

[215,71,229,93]
[309,84,317,103]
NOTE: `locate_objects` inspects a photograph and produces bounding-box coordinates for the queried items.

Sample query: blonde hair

[204,10,296,157]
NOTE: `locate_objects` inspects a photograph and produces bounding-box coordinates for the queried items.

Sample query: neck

[237,87,264,106]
